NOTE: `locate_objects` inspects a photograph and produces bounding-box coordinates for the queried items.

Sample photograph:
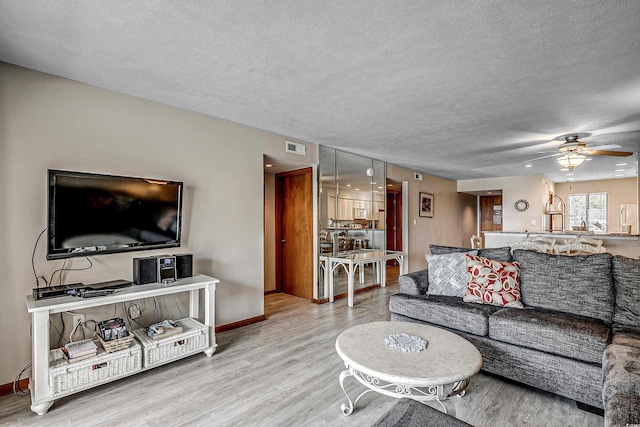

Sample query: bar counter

[483,231,639,258]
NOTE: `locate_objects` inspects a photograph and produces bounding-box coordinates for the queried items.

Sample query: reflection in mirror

[317,146,387,301]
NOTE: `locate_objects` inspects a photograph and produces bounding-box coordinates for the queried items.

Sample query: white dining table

[320,249,404,307]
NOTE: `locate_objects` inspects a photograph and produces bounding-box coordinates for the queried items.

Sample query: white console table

[320,250,404,307]
[26,274,219,415]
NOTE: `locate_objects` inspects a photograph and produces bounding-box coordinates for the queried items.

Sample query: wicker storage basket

[132,317,209,368]
[49,340,142,398]
[98,331,134,353]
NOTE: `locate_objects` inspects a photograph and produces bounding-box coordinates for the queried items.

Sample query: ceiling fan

[554,135,632,171]
[556,135,633,157]
[524,135,633,170]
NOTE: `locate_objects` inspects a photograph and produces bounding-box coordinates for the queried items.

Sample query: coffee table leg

[436,398,456,416]
[339,369,375,416]
[339,369,356,415]
[452,379,470,397]
[433,378,470,416]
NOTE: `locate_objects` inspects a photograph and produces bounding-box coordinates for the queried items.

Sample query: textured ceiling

[1,1,639,182]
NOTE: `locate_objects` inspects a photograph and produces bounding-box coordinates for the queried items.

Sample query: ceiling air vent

[414,172,423,181]
[285,141,306,156]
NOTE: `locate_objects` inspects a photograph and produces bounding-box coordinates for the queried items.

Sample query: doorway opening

[263,155,316,310]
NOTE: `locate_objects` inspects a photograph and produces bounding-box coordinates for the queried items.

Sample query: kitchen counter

[484,231,638,239]
[483,231,639,258]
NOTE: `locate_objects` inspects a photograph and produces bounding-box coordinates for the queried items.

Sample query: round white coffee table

[335,321,482,416]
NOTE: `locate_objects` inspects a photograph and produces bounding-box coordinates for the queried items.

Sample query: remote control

[78,288,115,298]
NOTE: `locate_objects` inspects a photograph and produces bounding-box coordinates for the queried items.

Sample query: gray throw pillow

[426,251,478,297]
[612,255,640,328]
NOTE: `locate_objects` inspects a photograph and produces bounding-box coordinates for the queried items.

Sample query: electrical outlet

[72,313,85,330]
[128,305,141,320]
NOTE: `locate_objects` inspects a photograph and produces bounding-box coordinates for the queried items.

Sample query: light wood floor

[0,283,603,427]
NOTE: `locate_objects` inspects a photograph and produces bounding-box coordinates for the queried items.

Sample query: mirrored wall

[317,146,386,300]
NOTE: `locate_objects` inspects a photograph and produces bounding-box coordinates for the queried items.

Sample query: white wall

[0,63,317,385]
[387,165,476,272]
[457,175,553,232]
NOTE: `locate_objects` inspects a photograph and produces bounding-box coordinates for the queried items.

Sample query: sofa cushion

[489,307,610,364]
[425,251,477,297]
[455,328,604,409]
[602,344,640,403]
[512,250,614,323]
[389,293,500,336]
[463,254,523,308]
[429,244,511,262]
[478,247,512,262]
[612,255,640,328]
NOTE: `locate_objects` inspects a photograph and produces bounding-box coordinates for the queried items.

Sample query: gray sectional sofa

[389,245,640,426]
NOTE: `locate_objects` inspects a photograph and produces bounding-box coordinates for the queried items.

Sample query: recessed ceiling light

[567,178,575,181]
[525,164,532,168]
[616,163,628,166]
[615,169,625,172]
[565,173,574,176]
[615,174,624,177]
[560,168,569,172]
[265,163,273,168]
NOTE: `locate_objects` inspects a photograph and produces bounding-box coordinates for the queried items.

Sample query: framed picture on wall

[419,192,434,218]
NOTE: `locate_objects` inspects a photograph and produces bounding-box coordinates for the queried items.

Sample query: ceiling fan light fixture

[557,152,586,170]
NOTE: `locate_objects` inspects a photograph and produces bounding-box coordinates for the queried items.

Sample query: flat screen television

[47,169,183,260]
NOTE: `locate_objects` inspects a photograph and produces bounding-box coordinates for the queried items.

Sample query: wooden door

[275,168,313,299]
[480,195,503,234]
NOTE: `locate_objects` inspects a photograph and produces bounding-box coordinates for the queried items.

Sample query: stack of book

[98,317,128,342]
[61,338,98,363]
[144,320,183,341]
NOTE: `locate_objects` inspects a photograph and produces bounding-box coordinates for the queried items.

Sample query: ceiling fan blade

[586,150,633,157]
[523,153,562,162]
[586,144,621,151]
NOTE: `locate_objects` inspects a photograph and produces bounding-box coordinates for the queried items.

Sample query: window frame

[567,192,608,233]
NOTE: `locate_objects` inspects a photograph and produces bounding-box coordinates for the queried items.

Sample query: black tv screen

[47,170,183,260]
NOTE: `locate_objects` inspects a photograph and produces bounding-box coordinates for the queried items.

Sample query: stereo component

[133,257,158,285]
[133,254,193,285]
[175,253,193,279]
[157,255,177,284]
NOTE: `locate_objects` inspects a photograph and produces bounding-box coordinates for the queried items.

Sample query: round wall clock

[514,199,529,212]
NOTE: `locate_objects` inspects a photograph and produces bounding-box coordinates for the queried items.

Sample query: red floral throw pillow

[464,254,523,308]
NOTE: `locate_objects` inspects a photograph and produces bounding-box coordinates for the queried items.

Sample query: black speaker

[133,257,158,285]
[175,253,193,279]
